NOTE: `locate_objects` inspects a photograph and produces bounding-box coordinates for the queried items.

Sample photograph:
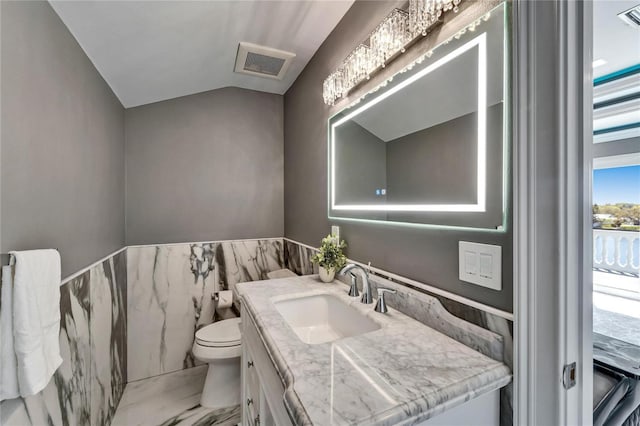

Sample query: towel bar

[1,250,59,266]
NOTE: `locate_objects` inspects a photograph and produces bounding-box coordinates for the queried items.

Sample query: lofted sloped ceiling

[49,0,354,108]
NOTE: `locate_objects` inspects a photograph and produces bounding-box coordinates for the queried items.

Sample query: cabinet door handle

[247,398,253,407]
[247,361,254,368]
[254,414,260,425]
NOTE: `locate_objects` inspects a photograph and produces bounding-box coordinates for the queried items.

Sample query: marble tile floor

[111,365,240,426]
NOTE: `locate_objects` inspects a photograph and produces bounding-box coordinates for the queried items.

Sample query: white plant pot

[319,266,335,283]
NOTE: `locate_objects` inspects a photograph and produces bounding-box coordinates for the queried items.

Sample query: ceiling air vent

[234,42,295,80]
[618,4,640,28]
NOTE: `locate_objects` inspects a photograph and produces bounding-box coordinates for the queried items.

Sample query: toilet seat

[195,318,241,348]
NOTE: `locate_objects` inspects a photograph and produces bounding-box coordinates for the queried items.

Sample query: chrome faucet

[339,263,373,304]
[374,287,396,313]
[346,272,359,298]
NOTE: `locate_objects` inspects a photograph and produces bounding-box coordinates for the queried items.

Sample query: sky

[593,165,640,205]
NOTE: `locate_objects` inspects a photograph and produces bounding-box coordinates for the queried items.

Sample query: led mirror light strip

[330,32,488,213]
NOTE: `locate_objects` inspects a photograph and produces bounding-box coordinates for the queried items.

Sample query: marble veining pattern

[283,239,316,276]
[1,237,514,425]
[341,274,505,362]
[111,365,240,426]
[127,244,214,381]
[90,251,127,425]
[0,249,127,426]
[286,238,514,426]
[0,272,91,426]
[337,270,515,426]
[157,404,240,426]
[216,239,285,291]
[127,239,285,382]
[237,276,512,426]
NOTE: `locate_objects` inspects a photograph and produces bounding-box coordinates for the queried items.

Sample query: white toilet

[192,317,242,409]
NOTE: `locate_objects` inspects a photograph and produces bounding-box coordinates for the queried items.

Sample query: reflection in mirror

[328,3,508,230]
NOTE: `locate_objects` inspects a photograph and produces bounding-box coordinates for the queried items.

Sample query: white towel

[1,265,19,400]
[5,250,62,398]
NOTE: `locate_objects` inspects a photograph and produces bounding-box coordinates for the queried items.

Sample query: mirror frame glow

[330,32,488,213]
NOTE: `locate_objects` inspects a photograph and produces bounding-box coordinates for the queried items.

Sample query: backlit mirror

[328,3,508,230]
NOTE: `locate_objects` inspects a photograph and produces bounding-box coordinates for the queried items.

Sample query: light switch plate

[458,241,502,290]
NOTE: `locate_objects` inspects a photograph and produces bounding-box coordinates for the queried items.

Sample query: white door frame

[513,0,593,424]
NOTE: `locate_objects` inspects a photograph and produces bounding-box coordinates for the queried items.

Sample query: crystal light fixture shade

[343,44,373,89]
[323,44,373,106]
[322,0,465,105]
[323,70,344,105]
[409,0,463,37]
[370,9,410,69]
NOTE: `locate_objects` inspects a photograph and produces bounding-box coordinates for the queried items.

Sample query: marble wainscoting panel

[127,244,218,382]
[215,239,285,291]
[0,272,92,426]
[283,239,316,276]
[127,239,288,382]
[90,251,127,426]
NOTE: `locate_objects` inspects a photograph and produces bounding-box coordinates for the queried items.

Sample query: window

[592,163,640,347]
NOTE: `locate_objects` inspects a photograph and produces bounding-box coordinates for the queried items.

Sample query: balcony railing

[593,229,640,276]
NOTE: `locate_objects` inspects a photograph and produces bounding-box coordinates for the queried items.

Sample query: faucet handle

[347,272,359,297]
[374,287,396,313]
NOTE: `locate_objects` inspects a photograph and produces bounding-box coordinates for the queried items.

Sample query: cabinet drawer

[245,354,260,412]
[242,343,260,426]
[242,306,293,426]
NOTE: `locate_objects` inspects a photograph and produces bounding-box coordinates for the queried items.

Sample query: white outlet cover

[458,241,502,291]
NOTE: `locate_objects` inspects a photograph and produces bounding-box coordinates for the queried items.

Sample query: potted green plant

[311,234,347,283]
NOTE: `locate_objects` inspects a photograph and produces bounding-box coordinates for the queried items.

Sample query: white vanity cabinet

[241,305,293,426]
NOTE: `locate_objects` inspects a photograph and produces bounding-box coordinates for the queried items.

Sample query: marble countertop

[236,275,512,425]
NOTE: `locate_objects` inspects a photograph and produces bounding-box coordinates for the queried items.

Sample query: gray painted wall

[386,110,479,204]
[334,121,387,205]
[125,87,284,245]
[1,1,125,277]
[383,104,504,229]
[284,0,513,312]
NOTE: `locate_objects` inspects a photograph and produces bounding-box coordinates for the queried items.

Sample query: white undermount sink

[273,293,380,344]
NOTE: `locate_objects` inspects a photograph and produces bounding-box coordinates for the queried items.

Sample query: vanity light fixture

[409,0,461,37]
[322,0,463,106]
[369,9,411,70]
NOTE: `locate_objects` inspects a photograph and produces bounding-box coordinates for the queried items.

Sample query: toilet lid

[195,318,242,347]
